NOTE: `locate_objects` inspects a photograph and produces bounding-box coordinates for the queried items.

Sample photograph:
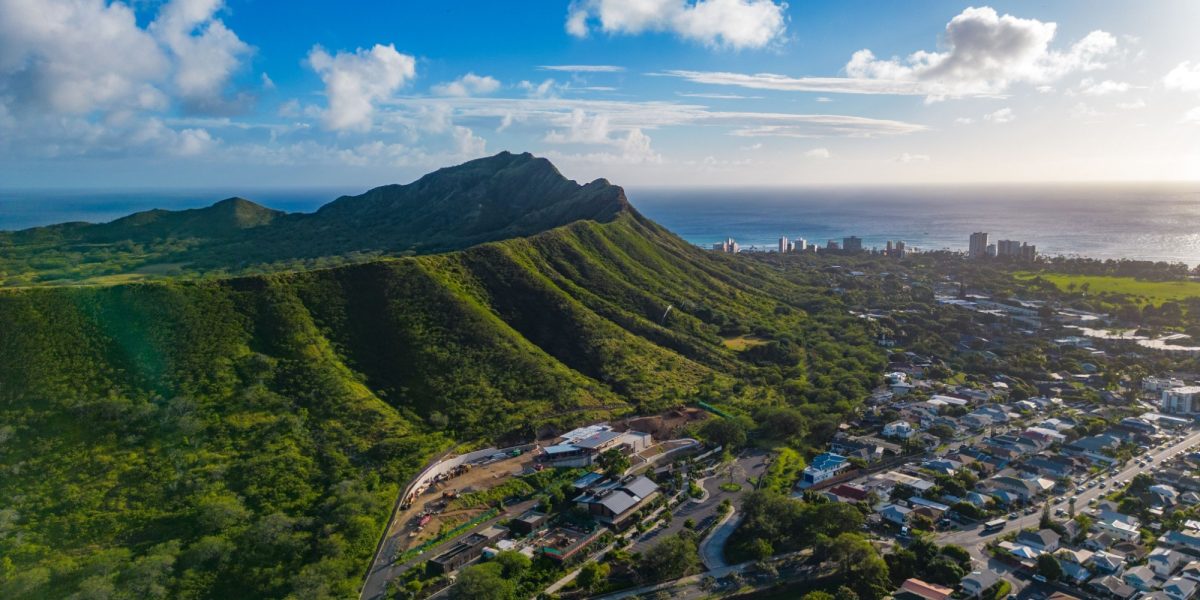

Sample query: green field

[1016,272,1200,305]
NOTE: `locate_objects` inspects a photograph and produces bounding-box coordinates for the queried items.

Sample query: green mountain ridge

[0,152,631,286]
[0,154,882,599]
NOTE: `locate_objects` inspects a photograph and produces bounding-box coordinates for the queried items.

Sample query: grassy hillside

[0,208,883,599]
[1015,271,1200,306]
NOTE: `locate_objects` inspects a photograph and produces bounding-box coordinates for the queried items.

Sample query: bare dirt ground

[387,450,541,552]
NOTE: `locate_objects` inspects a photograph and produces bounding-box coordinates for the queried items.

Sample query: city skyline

[0,1,1198,189]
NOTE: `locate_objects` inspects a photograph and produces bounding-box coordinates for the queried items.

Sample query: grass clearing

[722,334,769,351]
[1015,271,1200,306]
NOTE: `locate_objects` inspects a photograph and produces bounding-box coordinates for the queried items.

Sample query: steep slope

[0,152,630,286]
[0,156,885,599]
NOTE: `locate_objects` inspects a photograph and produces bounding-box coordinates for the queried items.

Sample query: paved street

[937,426,1200,594]
[630,449,768,555]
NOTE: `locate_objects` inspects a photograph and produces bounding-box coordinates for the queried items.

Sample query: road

[937,426,1200,594]
[629,449,767,555]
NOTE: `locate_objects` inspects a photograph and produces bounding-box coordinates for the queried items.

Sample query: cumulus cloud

[983,108,1015,123]
[431,73,501,97]
[1116,98,1146,110]
[307,43,416,131]
[175,127,217,156]
[804,148,831,159]
[1182,107,1200,125]
[538,64,625,72]
[150,0,253,113]
[544,109,614,144]
[518,79,564,98]
[660,7,1117,100]
[565,0,787,49]
[845,7,1117,100]
[1069,102,1104,120]
[1164,61,1200,93]
[0,0,169,115]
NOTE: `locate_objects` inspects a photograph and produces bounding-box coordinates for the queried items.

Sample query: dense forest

[0,183,884,598]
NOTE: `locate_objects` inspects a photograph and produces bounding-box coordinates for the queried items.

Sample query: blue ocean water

[2,183,1199,265]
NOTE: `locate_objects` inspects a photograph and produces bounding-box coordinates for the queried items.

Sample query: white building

[883,420,916,440]
[1146,376,1187,392]
[1163,386,1200,415]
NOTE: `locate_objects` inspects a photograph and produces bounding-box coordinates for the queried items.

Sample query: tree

[452,563,517,600]
[1036,554,1063,582]
[802,593,835,600]
[576,561,610,592]
[492,551,530,579]
[597,448,631,478]
[643,532,701,583]
[699,417,749,450]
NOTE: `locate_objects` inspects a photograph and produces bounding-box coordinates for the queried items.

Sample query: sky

[1,0,1199,189]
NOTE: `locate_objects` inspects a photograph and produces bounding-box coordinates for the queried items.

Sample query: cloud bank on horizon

[0,0,1197,187]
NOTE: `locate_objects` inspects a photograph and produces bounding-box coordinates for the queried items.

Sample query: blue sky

[1,0,1198,189]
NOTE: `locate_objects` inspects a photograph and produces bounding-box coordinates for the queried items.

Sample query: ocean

[3,183,1200,265]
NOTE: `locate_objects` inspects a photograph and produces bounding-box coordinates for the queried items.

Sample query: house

[1016,529,1061,554]
[824,483,872,504]
[1165,577,1199,600]
[1022,455,1076,480]
[959,570,1001,598]
[879,503,913,526]
[1153,484,1182,506]
[985,475,1044,502]
[896,578,954,600]
[1055,548,1095,583]
[1088,550,1127,575]
[428,526,508,574]
[1182,561,1200,582]
[1089,575,1138,599]
[1096,515,1143,542]
[1152,548,1188,578]
[574,475,660,528]
[508,510,549,535]
[884,420,917,439]
[799,453,850,488]
[1164,529,1200,554]
[540,425,653,468]
[1123,564,1157,591]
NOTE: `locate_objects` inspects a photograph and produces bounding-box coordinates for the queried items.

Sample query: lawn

[1015,272,1200,306]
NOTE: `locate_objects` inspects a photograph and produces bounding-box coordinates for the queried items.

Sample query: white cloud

[814,97,833,103]
[307,43,416,131]
[1164,61,1200,93]
[566,0,787,50]
[661,7,1118,101]
[175,127,217,156]
[544,109,613,144]
[538,64,625,72]
[261,73,275,90]
[955,117,975,125]
[431,73,501,97]
[845,7,1117,100]
[895,153,930,163]
[452,125,487,156]
[386,96,926,140]
[0,0,169,115]
[518,79,564,98]
[804,148,831,159]
[983,107,1014,123]
[1116,98,1146,110]
[1079,78,1129,96]
[150,0,253,113]
[1183,107,1200,125]
[677,92,762,99]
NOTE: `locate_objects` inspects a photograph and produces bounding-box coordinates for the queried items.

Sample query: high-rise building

[826,240,840,251]
[969,232,989,258]
[885,240,894,255]
[843,236,863,253]
[1020,243,1037,261]
[712,237,740,253]
[795,238,808,252]
[778,236,789,253]
[895,241,906,257]
[997,239,1022,257]
[986,244,997,258]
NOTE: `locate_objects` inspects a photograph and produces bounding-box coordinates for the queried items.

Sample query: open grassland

[1016,271,1200,305]
[721,334,769,350]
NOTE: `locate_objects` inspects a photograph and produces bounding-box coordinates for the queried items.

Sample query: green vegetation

[1016,271,1200,306]
[727,490,866,563]
[446,469,582,511]
[0,153,891,599]
[759,448,806,494]
[719,482,743,493]
[884,537,972,587]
